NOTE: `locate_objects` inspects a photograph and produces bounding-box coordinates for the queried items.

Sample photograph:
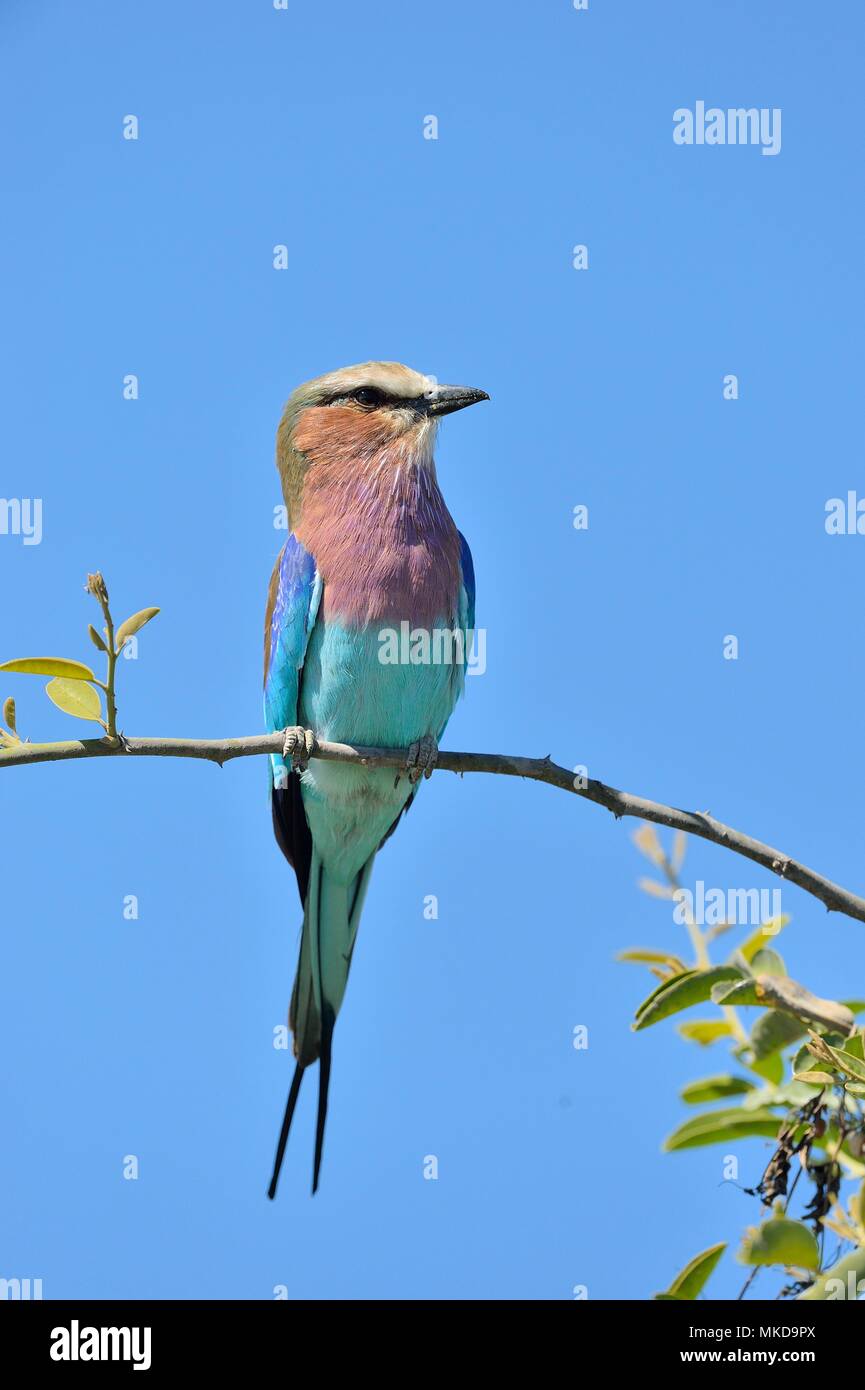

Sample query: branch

[3,731,865,927]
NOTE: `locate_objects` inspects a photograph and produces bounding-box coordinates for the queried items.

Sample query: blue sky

[1,0,863,1300]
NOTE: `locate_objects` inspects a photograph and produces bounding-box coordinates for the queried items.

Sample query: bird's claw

[283,726,317,773]
[397,734,438,787]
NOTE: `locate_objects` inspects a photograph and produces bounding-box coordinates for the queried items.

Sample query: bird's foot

[283,726,317,773]
[399,734,438,787]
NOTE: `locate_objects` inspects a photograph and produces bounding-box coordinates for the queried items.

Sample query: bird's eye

[353,387,383,408]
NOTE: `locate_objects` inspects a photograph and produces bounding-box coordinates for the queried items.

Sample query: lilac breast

[297,462,462,628]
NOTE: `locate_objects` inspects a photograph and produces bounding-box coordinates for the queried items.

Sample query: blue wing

[264,534,322,788]
[458,530,475,636]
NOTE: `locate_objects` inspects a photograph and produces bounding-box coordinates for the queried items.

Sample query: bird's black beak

[423,384,490,418]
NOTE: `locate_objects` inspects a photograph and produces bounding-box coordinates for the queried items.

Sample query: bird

[263,361,487,1195]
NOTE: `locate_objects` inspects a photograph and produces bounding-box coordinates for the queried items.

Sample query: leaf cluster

[625,826,865,1300]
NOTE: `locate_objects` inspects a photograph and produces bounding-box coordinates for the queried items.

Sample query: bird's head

[276,361,488,525]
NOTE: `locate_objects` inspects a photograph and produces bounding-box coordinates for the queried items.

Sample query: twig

[2,733,865,927]
[737,1265,761,1301]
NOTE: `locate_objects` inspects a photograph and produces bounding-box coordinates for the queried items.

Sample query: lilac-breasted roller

[263,362,487,1195]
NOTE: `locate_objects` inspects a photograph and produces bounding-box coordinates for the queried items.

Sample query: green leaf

[820,1042,865,1083]
[799,1246,865,1300]
[2,696,16,733]
[116,607,160,647]
[0,657,95,681]
[680,1075,756,1105]
[739,1214,820,1271]
[664,1107,782,1152]
[740,916,790,963]
[792,1071,834,1087]
[792,1044,825,1075]
[634,967,744,1031]
[712,977,761,1006]
[656,1242,727,1301]
[751,1011,807,1062]
[748,1051,785,1086]
[844,1083,865,1096]
[88,624,108,653]
[841,1000,865,1016]
[634,970,700,1018]
[749,947,786,976]
[784,1079,830,1105]
[617,948,687,971]
[809,1029,853,1051]
[45,677,103,723]
[677,1019,734,1046]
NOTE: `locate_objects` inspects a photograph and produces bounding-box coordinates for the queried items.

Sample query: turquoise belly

[297,617,462,880]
